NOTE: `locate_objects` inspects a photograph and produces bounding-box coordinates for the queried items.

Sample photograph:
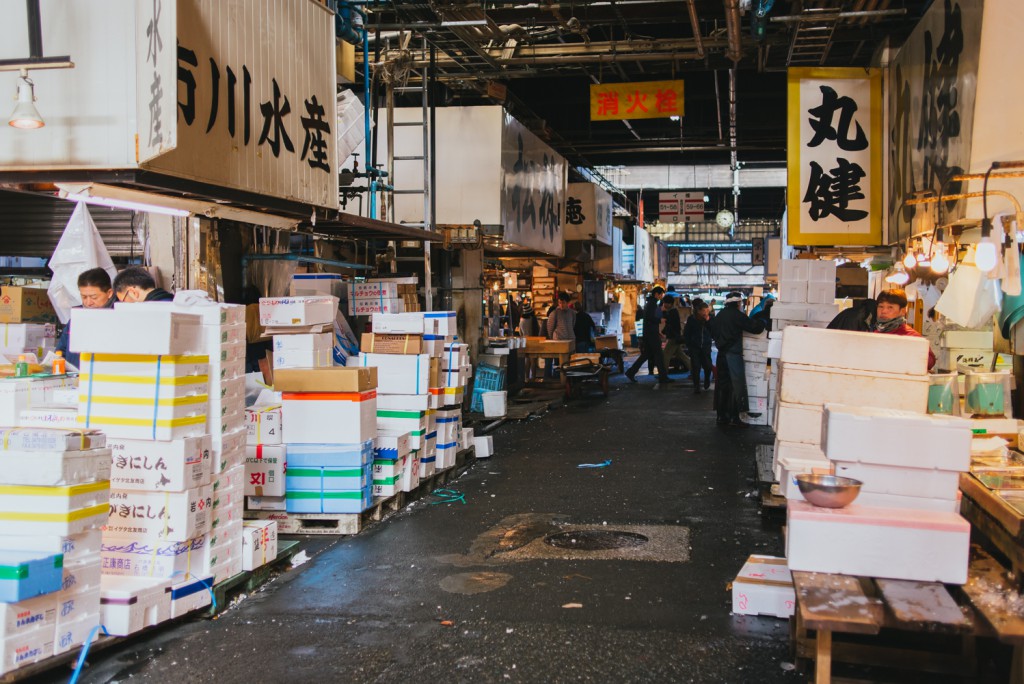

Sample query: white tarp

[47,203,117,324]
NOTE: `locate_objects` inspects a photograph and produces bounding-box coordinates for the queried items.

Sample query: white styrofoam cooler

[780,326,930,376]
[774,402,823,446]
[778,363,928,413]
[831,460,961,500]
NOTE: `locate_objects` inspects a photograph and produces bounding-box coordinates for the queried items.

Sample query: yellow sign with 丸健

[590,80,684,121]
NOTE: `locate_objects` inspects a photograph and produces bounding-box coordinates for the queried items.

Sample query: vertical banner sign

[136,0,178,163]
[658,192,704,223]
[787,68,882,246]
[888,0,982,244]
[634,227,654,283]
[501,112,567,256]
[143,0,339,209]
[590,80,684,121]
[565,183,613,245]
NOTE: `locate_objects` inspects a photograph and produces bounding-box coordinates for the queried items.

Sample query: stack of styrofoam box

[364,312,440,480]
[937,329,995,373]
[0,428,109,674]
[245,405,285,512]
[437,339,470,469]
[0,323,55,359]
[772,326,932,501]
[136,300,248,585]
[348,281,405,317]
[765,331,783,427]
[372,433,412,498]
[0,375,78,428]
[785,402,972,584]
[278,367,376,514]
[730,555,795,618]
[70,306,216,618]
[740,332,771,426]
[771,259,839,332]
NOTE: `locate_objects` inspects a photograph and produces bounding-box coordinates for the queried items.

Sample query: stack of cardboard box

[786,403,972,583]
[773,326,931,501]
[770,259,840,332]
[244,404,285,511]
[347,281,405,316]
[0,323,55,360]
[0,427,109,674]
[70,306,217,629]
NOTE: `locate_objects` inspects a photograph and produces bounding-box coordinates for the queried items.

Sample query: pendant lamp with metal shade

[8,69,44,129]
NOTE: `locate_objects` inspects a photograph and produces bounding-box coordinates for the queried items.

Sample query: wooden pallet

[245,447,477,536]
[204,540,301,616]
[755,443,776,486]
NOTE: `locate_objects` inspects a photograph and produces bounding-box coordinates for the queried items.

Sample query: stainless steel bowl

[795,474,862,509]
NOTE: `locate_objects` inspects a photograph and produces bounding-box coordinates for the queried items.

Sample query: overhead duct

[724,0,743,62]
[686,0,705,58]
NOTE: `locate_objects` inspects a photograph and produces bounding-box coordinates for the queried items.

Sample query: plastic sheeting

[47,203,117,324]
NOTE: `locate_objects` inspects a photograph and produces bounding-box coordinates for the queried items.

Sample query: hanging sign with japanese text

[500,112,566,256]
[634,226,654,283]
[787,68,882,246]
[565,183,613,245]
[590,80,684,121]
[142,0,339,209]
[136,0,178,163]
[658,192,704,223]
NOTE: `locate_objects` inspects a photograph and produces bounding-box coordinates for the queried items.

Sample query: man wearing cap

[625,286,672,384]
[709,291,765,425]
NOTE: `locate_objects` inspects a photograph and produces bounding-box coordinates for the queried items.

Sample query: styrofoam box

[779,259,810,282]
[746,375,769,398]
[244,445,286,497]
[259,296,337,327]
[822,403,972,471]
[131,301,245,327]
[807,260,837,283]
[786,501,970,583]
[779,363,928,412]
[473,435,493,458]
[779,281,807,304]
[832,460,961,500]
[781,326,930,376]
[241,521,278,571]
[349,353,430,395]
[101,534,210,579]
[53,609,101,656]
[108,436,211,492]
[99,576,171,637]
[106,486,212,542]
[937,348,996,371]
[291,274,346,299]
[374,433,410,460]
[973,417,1019,436]
[941,330,993,349]
[731,555,795,618]
[282,392,377,444]
[0,448,111,487]
[168,575,213,618]
[778,454,832,501]
[246,495,286,511]
[766,332,783,360]
[805,304,840,323]
[770,303,808,322]
[372,312,425,335]
[70,308,203,356]
[853,491,960,512]
[806,281,836,305]
[0,481,109,538]
[0,530,100,565]
[246,405,282,446]
[774,402,823,446]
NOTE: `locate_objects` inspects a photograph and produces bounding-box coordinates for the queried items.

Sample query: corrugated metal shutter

[0,190,140,258]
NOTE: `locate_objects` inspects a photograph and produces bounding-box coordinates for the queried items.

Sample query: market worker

[709,291,766,426]
[112,267,174,303]
[875,288,936,370]
[625,285,672,384]
[55,267,115,368]
[660,294,691,374]
[545,291,576,377]
[684,299,714,393]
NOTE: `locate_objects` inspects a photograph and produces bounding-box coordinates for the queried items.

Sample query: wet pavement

[39,373,812,682]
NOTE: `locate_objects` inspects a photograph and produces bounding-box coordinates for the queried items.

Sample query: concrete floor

[34,372,1010,683]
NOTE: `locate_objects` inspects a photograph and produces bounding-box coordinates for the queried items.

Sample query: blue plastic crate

[475,363,506,392]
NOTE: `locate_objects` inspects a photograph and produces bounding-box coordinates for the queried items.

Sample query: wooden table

[790,546,1024,683]
[520,349,573,383]
[960,473,1024,580]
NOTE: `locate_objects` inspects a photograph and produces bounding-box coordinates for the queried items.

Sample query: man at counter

[112,267,174,303]
[875,288,936,370]
[55,267,115,368]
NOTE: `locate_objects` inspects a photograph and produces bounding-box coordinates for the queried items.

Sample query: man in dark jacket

[113,267,174,302]
[625,286,672,384]
[55,267,116,368]
[683,299,714,393]
[709,291,766,425]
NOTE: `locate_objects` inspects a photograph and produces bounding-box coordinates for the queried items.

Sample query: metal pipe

[724,0,742,63]
[26,0,42,59]
[729,67,739,228]
[363,20,375,219]
[686,0,705,58]
[769,8,906,22]
[713,69,723,143]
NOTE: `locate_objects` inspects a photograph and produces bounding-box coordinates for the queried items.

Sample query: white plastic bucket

[482,391,507,417]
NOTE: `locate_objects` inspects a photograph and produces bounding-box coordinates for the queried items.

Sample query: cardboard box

[360,333,423,355]
[731,555,795,618]
[245,405,281,446]
[259,296,337,327]
[168,575,213,618]
[241,521,278,571]
[349,353,430,395]
[786,501,970,583]
[99,576,171,637]
[211,427,246,472]
[0,551,63,603]
[106,486,212,542]
[246,495,286,511]
[350,281,399,298]
[773,402,823,446]
[822,404,972,471]
[0,481,108,536]
[348,297,405,316]
[424,311,457,336]
[780,326,930,376]
[282,391,377,444]
[273,367,376,393]
[272,332,333,369]
[779,363,928,412]
[0,447,110,487]
[372,312,424,334]
[244,445,286,497]
[291,274,346,299]
[0,287,56,324]
[70,308,202,355]
[594,335,619,351]
[108,436,211,492]
[285,440,374,468]
[285,487,372,514]
[100,535,209,579]
[374,433,410,460]
[0,428,105,452]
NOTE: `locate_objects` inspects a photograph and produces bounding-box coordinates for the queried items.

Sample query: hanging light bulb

[902,251,917,269]
[8,70,44,130]
[931,248,950,274]
[975,241,998,272]
[886,264,910,285]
